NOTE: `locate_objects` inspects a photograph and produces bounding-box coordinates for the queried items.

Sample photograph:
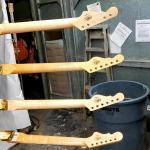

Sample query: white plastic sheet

[0,0,31,149]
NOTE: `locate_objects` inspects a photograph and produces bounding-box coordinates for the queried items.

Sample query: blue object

[89,80,149,150]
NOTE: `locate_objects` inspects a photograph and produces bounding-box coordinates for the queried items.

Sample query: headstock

[85,93,124,111]
[81,54,124,73]
[73,7,118,30]
[85,132,123,148]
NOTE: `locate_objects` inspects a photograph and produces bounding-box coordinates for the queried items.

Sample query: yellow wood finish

[0,131,123,148]
[0,54,124,75]
[73,7,118,30]
[0,93,124,111]
[0,7,118,35]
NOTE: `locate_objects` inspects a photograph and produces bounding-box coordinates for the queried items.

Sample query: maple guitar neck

[0,131,123,148]
[0,7,118,34]
[0,93,124,111]
[0,54,124,75]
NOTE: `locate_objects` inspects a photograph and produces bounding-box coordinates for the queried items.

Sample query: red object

[14,39,28,61]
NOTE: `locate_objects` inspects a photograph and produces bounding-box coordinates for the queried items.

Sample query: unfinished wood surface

[0,54,124,75]
[73,7,118,31]
[0,7,118,34]
[0,93,124,111]
[0,131,123,148]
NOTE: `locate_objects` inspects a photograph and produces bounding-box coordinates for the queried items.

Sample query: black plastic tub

[89,80,149,150]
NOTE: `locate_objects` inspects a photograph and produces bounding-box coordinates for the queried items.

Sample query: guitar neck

[0,18,77,35]
[0,54,124,75]
[11,132,86,147]
[0,131,123,148]
[0,7,118,34]
[5,99,86,110]
[0,62,84,75]
[0,93,124,111]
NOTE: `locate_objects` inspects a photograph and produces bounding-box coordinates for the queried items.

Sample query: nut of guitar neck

[0,100,7,110]
[0,131,13,140]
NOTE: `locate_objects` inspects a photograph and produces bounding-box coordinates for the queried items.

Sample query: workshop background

[12,0,150,100]
[0,0,150,150]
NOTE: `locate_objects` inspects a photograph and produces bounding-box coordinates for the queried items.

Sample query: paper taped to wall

[109,35,122,54]
[87,2,101,12]
[136,20,150,42]
[110,22,132,47]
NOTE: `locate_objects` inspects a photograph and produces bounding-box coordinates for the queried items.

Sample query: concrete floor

[10,109,95,150]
